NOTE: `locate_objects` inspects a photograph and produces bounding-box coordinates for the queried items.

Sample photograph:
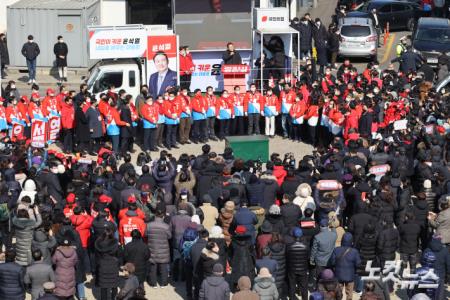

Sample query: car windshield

[415,28,450,43]
[341,25,371,37]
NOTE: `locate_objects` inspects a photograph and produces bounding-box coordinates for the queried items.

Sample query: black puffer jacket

[265,214,284,234]
[229,234,256,285]
[94,237,120,288]
[268,241,286,290]
[398,220,421,254]
[0,262,25,299]
[286,237,309,275]
[198,248,220,283]
[356,229,378,275]
[146,217,172,264]
[412,198,429,229]
[124,238,151,283]
[376,224,399,261]
[348,212,377,245]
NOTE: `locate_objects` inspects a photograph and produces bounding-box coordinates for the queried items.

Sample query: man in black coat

[38,163,64,207]
[299,18,313,60]
[280,194,302,230]
[21,35,40,84]
[222,42,242,65]
[190,229,209,300]
[286,227,310,300]
[391,47,424,73]
[0,33,9,79]
[0,249,25,299]
[398,212,421,274]
[312,18,328,74]
[75,96,91,154]
[348,206,377,245]
[124,230,151,284]
[358,101,374,138]
[119,96,134,155]
[53,35,68,83]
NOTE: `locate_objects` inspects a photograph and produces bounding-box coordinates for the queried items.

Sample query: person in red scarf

[60,96,75,153]
[289,95,307,142]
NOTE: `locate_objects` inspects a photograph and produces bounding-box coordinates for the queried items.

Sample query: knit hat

[258,267,272,278]
[191,215,201,225]
[235,225,247,235]
[319,218,329,227]
[66,193,76,204]
[224,201,235,211]
[292,227,303,238]
[269,204,281,215]
[210,226,223,238]
[261,221,273,234]
[320,269,335,280]
[127,194,137,204]
[423,179,432,189]
[212,263,224,275]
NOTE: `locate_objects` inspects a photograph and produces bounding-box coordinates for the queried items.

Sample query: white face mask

[267,91,273,96]
[223,94,229,98]
[10,85,15,89]
[181,195,188,200]
[208,91,213,95]
[182,91,188,96]
[51,168,58,174]
[169,96,175,100]
[250,88,256,93]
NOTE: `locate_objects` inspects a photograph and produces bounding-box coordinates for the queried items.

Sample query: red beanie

[235,225,247,235]
[127,195,137,204]
[66,193,76,203]
[99,194,112,204]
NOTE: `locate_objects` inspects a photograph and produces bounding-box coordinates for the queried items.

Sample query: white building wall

[1,0,20,33]
[100,0,127,26]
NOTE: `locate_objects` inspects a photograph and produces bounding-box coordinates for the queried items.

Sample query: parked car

[348,0,422,31]
[338,17,378,60]
[412,18,450,68]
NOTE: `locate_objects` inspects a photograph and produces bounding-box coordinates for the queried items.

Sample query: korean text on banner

[31,120,47,148]
[89,29,148,59]
[146,35,179,75]
[48,116,61,142]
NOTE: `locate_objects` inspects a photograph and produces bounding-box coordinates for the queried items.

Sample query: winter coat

[124,238,150,283]
[260,174,279,210]
[426,238,450,279]
[412,198,429,230]
[256,256,278,275]
[146,217,172,263]
[429,207,450,244]
[265,214,284,234]
[199,275,230,300]
[53,42,68,67]
[171,211,192,249]
[232,276,260,300]
[231,207,258,237]
[313,24,328,49]
[75,105,90,143]
[356,231,378,275]
[246,181,266,207]
[199,203,218,232]
[318,279,343,300]
[286,237,310,275]
[198,248,220,283]
[191,239,208,276]
[299,22,313,51]
[218,208,234,245]
[391,51,422,73]
[0,38,9,65]
[118,274,139,300]
[85,106,103,138]
[310,227,337,267]
[293,183,316,213]
[21,41,40,61]
[120,106,133,138]
[229,234,256,284]
[174,170,196,198]
[281,202,302,231]
[268,241,286,290]
[376,225,399,262]
[398,220,421,254]
[12,214,42,266]
[70,214,93,248]
[348,213,377,245]
[280,176,302,196]
[272,166,287,186]
[0,261,25,299]
[52,246,78,298]
[328,32,340,52]
[208,237,228,271]
[94,237,120,288]
[31,230,57,265]
[37,171,63,204]
[253,276,279,300]
[24,261,55,300]
[331,233,361,283]
[60,101,75,129]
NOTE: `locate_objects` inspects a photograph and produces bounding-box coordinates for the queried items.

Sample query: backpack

[180,227,198,262]
[0,202,10,222]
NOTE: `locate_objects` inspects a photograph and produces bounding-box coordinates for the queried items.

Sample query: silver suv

[338,17,377,60]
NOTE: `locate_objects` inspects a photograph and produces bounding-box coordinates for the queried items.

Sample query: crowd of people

[0,6,449,300]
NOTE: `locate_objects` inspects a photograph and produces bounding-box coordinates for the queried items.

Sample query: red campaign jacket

[140,103,159,124]
[130,103,139,122]
[63,203,78,219]
[273,165,287,186]
[118,214,147,244]
[321,75,335,94]
[179,53,195,76]
[177,95,191,114]
[215,96,234,117]
[70,214,94,248]
[305,105,319,120]
[205,94,217,108]
[191,94,208,113]
[6,105,25,124]
[263,95,280,111]
[243,91,263,112]
[17,101,29,122]
[98,100,110,118]
[163,99,182,119]
[289,100,307,119]
[232,93,244,106]
[118,207,146,221]
[362,69,372,83]
[106,107,127,126]
[346,132,360,145]
[278,90,296,106]
[60,101,75,129]
[328,108,345,125]
[28,102,44,120]
[344,110,360,139]
[56,92,68,107]
[299,85,310,104]
[42,96,60,116]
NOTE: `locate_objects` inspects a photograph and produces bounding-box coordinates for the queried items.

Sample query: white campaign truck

[85,24,179,99]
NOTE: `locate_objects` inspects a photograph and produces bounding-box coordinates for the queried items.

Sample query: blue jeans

[281,114,291,137]
[26,59,36,80]
[110,135,120,153]
[77,282,86,298]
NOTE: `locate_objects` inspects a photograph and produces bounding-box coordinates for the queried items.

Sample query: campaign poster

[48,116,61,142]
[146,35,179,97]
[31,120,47,148]
[88,28,148,60]
[11,124,24,141]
